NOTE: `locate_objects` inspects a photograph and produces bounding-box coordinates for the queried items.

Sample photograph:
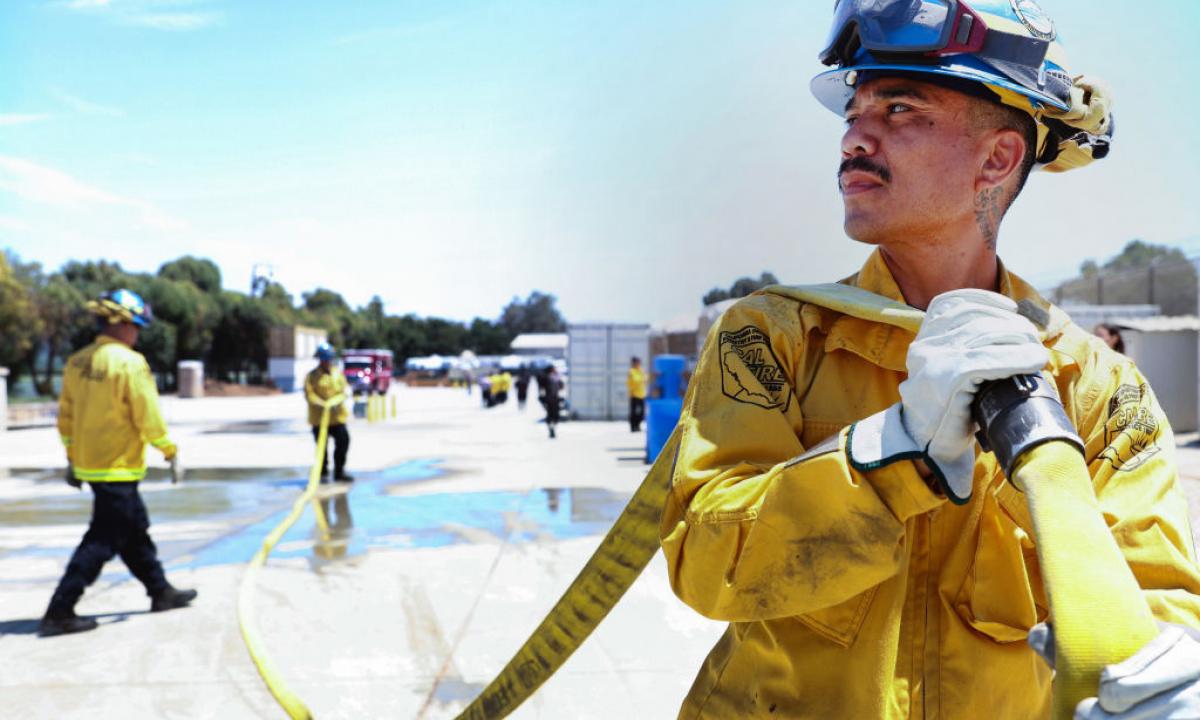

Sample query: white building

[511,333,568,359]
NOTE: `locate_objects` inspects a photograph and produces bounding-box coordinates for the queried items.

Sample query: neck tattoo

[974,186,1004,251]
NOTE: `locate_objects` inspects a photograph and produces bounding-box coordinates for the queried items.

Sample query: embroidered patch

[718,325,792,411]
[1100,383,1160,472]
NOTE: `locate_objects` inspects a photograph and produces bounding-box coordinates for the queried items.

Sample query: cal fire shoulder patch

[718,325,792,411]
[1100,383,1161,472]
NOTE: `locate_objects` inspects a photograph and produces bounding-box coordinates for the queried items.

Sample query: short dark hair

[969,100,1037,204]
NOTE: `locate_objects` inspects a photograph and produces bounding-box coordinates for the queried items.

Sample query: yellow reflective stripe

[150,436,174,449]
[61,436,73,447]
[73,467,146,482]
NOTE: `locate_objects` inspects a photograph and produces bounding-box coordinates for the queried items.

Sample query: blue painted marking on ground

[183,459,629,569]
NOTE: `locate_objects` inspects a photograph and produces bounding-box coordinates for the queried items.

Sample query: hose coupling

[971,374,1085,479]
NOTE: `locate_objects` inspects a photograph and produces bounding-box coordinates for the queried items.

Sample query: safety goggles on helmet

[87,288,155,327]
[819,0,1068,108]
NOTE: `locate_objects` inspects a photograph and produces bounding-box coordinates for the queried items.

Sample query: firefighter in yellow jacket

[306,343,352,482]
[627,356,647,432]
[40,289,197,637]
[661,2,1200,718]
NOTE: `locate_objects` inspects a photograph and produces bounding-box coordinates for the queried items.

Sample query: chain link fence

[1054,259,1199,317]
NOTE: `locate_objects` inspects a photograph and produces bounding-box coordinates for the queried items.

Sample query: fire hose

[457,284,1159,720]
[237,398,339,720]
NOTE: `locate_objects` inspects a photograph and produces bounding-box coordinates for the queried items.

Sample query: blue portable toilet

[646,354,686,463]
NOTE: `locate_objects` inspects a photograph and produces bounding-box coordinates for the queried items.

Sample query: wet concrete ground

[4,389,1200,719]
[0,388,724,719]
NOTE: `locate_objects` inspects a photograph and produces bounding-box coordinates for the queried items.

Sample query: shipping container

[268,325,328,359]
[269,357,319,393]
[567,323,650,421]
[1118,316,1200,433]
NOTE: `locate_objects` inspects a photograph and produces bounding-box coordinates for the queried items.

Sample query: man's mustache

[838,156,892,189]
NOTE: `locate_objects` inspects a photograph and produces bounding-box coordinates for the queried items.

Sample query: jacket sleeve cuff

[847,403,922,470]
[150,436,177,459]
[847,405,945,519]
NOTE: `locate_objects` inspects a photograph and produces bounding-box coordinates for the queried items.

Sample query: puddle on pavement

[0,461,631,572]
[187,459,630,570]
[201,420,304,435]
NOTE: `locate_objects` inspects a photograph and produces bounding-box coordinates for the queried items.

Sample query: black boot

[150,585,198,612]
[39,607,98,638]
[333,472,354,483]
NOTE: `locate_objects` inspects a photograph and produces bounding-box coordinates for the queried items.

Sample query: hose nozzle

[971,374,1086,480]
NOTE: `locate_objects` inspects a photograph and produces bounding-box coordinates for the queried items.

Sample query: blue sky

[2,0,1199,324]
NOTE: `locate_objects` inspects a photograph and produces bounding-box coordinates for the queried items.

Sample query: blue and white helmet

[812,0,1113,173]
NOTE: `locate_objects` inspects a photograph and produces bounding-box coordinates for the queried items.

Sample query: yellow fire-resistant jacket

[627,367,648,400]
[58,336,176,482]
[660,250,1200,720]
[305,366,350,426]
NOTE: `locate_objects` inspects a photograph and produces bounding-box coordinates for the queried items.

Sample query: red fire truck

[342,349,394,395]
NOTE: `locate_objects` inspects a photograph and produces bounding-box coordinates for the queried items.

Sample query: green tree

[60,259,133,299]
[134,275,220,387]
[498,291,567,336]
[1062,239,1197,315]
[30,275,88,395]
[158,256,222,295]
[703,271,780,305]
[384,314,431,364]
[0,252,41,373]
[1101,239,1188,271]
[210,291,270,382]
[466,317,511,355]
[423,317,470,355]
[350,296,388,348]
[300,287,354,348]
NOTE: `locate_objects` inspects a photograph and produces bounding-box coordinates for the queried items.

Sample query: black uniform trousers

[312,423,350,478]
[49,481,168,611]
[630,397,646,432]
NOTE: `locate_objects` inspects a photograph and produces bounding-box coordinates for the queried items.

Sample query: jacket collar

[826,249,1069,372]
[95,335,129,349]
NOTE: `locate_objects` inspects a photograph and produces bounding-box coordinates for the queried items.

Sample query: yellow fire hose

[237,399,339,720]
[456,284,1160,720]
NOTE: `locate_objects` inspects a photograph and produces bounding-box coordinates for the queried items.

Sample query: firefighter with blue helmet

[662,2,1200,718]
[40,289,197,637]
[305,342,353,482]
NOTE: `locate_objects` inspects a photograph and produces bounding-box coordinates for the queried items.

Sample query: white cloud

[0,156,187,232]
[50,89,124,118]
[125,12,220,31]
[58,1,221,32]
[0,114,49,127]
[0,216,32,232]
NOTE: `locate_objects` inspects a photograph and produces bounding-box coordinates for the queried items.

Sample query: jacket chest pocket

[801,419,847,452]
[795,586,879,648]
[953,481,1047,641]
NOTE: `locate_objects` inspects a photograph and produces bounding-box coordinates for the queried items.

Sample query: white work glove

[1029,622,1200,719]
[170,454,184,485]
[898,289,1048,501]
